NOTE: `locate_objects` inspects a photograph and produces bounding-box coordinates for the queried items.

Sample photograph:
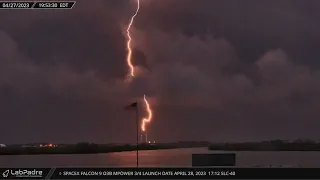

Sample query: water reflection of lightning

[125,0,153,134]
[126,0,140,77]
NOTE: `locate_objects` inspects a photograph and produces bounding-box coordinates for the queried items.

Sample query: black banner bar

[33,1,75,9]
[0,2,35,9]
[2,168,320,179]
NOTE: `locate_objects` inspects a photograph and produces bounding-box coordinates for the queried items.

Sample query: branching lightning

[141,94,152,132]
[126,0,153,133]
[126,0,140,77]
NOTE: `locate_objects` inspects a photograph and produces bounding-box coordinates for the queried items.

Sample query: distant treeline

[208,140,320,151]
[0,141,209,155]
[0,143,168,155]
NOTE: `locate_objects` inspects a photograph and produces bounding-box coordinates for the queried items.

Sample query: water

[1,147,320,167]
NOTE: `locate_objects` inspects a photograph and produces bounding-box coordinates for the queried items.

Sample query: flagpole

[136,101,139,167]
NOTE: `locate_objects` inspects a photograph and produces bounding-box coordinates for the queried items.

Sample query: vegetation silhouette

[0,141,209,155]
[208,139,320,151]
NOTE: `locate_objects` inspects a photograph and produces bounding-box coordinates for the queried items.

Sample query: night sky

[1,0,320,144]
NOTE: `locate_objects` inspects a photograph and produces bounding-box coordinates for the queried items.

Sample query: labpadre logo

[2,170,9,178]
[2,169,43,178]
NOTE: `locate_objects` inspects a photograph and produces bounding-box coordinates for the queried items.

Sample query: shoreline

[208,140,320,151]
[0,143,208,156]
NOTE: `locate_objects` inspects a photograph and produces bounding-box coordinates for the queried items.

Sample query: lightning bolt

[141,94,152,132]
[126,0,153,134]
[126,0,140,77]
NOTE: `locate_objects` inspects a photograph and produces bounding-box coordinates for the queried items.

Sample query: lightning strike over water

[141,94,152,132]
[126,0,140,77]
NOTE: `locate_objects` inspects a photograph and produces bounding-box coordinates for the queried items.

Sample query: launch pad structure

[140,131,148,144]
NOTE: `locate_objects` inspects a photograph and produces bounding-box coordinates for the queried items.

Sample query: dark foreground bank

[209,140,320,151]
[0,141,209,155]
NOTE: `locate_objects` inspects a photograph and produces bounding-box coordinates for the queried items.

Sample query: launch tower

[140,131,148,144]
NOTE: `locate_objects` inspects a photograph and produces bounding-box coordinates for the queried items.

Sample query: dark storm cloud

[137,0,320,66]
[0,0,320,143]
[0,0,133,79]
